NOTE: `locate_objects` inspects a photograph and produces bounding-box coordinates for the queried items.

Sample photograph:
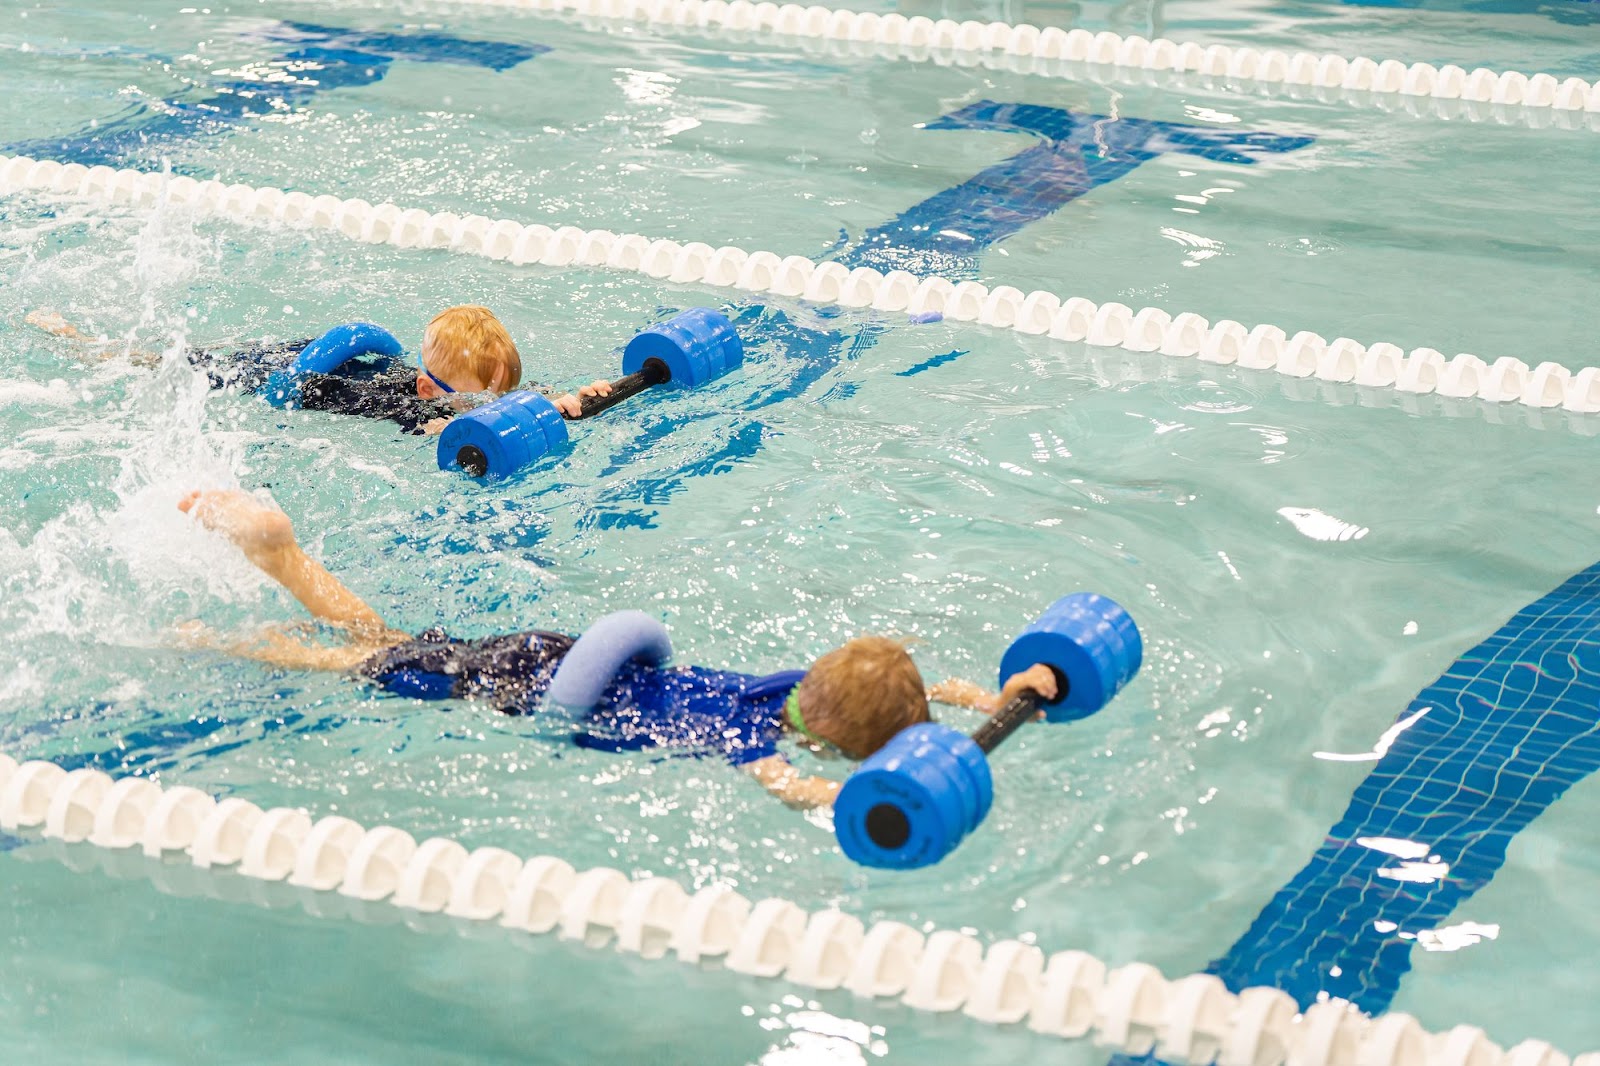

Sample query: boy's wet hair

[423,305,522,391]
[798,636,930,759]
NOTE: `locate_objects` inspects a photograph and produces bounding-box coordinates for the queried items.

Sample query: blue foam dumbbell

[439,307,744,478]
[621,306,744,388]
[997,593,1142,723]
[834,593,1142,870]
[436,390,571,479]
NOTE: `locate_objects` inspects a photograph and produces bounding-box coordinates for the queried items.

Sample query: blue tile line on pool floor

[595,100,1318,527]
[839,101,1314,279]
[1111,561,1600,1065]
[251,21,541,71]
[599,101,1316,529]
[3,22,546,170]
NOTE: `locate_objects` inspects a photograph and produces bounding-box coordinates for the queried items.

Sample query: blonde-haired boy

[416,304,523,397]
[175,488,1058,809]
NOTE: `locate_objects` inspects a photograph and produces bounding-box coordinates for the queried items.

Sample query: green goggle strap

[784,685,827,745]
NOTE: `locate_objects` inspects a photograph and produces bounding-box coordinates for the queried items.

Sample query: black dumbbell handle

[967,669,1068,754]
[569,358,671,420]
[454,357,674,475]
[969,693,1039,754]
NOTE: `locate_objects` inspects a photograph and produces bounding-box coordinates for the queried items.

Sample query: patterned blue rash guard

[360,628,804,767]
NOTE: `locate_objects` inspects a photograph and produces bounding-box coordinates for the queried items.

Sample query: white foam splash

[1,199,269,663]
[0,378,77,407]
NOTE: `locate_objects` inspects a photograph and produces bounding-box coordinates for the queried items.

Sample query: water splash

[0,197,268,670]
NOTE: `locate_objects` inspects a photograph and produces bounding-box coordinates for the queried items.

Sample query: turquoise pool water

[1,0,1598,1061]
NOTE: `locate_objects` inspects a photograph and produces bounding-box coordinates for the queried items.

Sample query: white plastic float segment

[2,153,1598,429]
[399,0,1600,132]
[0,752,1593,1065]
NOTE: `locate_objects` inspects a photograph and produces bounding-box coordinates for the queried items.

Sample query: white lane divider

[2,752,1593,1066]
[399,0,1600,131]
[2,153,1597,424]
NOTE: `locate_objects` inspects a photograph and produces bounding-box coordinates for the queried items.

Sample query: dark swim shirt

[361,628,804,767]
[187,339,458,434]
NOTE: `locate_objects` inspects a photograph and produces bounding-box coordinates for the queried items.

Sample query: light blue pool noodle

[546,610,674,711]
[293,323,404,374]
[264,322,405,407]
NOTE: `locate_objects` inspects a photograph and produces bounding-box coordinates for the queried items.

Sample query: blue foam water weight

[835,723,994,870]
[835,592,1142,869]
[436,391,570,477]
[621,307,743,386]
[998,592,1142,722]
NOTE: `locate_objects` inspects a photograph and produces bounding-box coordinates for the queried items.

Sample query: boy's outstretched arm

[743,755,842,810]
[548,378,615,418]
[926,664,1058,715]
[178,489,403,643]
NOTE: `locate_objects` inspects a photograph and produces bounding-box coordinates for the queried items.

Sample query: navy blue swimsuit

[187,340,457,434]
[361,628,803,767]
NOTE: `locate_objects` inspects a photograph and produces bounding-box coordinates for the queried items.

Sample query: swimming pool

[1,0,1597,1061]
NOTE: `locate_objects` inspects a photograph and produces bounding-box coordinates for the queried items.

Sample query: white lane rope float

[2,153,1598,427]
[374,0,1600,133]
[1,752,1592,1066]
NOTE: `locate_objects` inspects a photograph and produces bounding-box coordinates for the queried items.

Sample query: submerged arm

[26,310,91,342]
[743,755,841,810]
[177,621,394,672]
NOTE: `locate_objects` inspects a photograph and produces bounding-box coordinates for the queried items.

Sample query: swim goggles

[419,357,455,393]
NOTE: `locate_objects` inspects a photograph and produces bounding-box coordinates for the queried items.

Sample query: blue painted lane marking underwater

[4,22,546,169]
[840,101,1314,278]
[612,102,1316,525]
[249,21,541,71]
[895,348,971,377]
[576,104,1313,526]
[1111,562,1600,1064]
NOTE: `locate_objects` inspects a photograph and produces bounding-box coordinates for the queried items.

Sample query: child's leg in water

[25,310,163,367]
[178,489,409,670]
